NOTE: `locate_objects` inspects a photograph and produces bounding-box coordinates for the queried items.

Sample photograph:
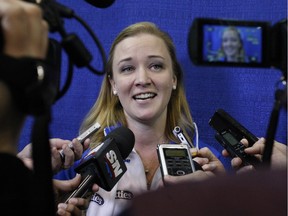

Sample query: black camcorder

[188,18,287,78]
[0,0,108,115]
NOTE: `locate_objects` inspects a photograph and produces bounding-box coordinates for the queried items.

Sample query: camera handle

[262,77,287,166]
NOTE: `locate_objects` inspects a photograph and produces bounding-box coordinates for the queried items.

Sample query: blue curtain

[19,0,287,169]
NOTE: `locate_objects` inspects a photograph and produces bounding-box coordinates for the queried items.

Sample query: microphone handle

[63,174,96,203]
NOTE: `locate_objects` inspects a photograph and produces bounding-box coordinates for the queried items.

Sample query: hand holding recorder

[157,125,201,179]
[162,146,226,186]
[58,122,101,164]
[157,125,225,186]
[17,137,90,174]
[17,123,98,174]
[209,109,262,169]
[225,137,287,172]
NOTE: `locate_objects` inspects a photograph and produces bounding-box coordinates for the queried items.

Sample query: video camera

[188,18,287,79]
[0,0,108,115]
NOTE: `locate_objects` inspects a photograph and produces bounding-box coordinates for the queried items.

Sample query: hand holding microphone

[60,126,135,203]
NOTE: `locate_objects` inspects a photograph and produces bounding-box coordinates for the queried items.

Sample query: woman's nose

[135,67,151,86]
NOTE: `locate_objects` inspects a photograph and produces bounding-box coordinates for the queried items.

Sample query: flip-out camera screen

[188,18,271,67]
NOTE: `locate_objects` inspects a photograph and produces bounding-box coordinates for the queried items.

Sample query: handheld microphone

[62,126,135,203]
[84,0,115,8]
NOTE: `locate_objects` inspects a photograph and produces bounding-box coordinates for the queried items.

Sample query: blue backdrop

[19,0,287,169]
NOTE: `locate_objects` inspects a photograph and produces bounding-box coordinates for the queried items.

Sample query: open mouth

[133,92,156,100]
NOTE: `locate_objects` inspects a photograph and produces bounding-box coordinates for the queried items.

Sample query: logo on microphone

[105,150,123,178]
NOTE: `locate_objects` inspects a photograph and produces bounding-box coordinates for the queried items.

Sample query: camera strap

[0,53,56,215]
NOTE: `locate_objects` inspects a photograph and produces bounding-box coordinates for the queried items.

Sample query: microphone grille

[107,126,135,159]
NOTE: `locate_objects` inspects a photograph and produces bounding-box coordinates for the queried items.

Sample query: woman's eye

[151,64,163,71]
[121,66,134,73]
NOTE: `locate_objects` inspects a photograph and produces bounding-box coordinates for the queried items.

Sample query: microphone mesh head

[107,126,135,158]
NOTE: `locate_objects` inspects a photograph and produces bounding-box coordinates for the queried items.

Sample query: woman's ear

[109,78,117,95]
[172,74,177,89]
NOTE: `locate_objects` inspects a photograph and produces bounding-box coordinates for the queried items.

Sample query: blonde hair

[80,22,195,148]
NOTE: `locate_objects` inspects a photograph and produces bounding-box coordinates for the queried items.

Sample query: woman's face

[110,33,177,124]
[221,29,241,59]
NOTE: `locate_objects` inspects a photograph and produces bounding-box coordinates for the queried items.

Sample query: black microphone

[62,126,135,203]
[84,0,115,8]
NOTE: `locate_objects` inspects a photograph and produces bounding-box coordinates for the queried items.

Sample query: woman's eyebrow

[117,57,132,65]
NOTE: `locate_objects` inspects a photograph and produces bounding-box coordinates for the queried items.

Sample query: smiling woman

[217,26,247,62]
[110,33,176,123]
[80,21,189,149]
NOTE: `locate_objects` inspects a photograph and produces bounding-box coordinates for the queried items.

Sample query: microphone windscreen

[84,0,115,8]
[108,126,135,159]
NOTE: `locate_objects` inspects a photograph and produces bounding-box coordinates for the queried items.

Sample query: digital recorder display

[222,132,239,146]
[164,148,188,158]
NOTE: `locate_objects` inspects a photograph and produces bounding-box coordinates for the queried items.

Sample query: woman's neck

[130,124,166,190]
[126,109,168,146]
[127,120,167,150]
[126,115,168,190]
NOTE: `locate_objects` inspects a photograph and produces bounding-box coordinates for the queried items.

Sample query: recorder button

[175,170,186,176]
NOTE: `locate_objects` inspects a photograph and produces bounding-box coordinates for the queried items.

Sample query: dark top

[0,153,39,215]
[118,169,287,216]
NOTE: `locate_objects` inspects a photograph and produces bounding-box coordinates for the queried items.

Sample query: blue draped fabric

[19,0,287,172]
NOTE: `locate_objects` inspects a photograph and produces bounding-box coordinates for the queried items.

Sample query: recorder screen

[222,132,239,146]
[164,149,187,158]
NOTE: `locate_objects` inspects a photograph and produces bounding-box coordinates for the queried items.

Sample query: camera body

[188,18,287,77]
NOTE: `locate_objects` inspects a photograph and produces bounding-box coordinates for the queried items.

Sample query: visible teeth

[134,93,155,99]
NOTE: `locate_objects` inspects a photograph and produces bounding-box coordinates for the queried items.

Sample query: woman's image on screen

[203,25,263,64]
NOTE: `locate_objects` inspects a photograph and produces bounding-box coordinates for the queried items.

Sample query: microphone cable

[29,0,108,100]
